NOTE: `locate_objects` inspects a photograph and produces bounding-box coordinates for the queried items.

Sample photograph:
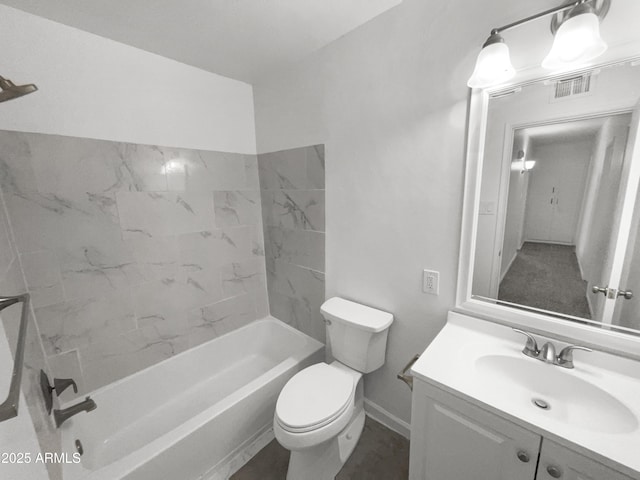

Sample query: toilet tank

[320,297,393,373]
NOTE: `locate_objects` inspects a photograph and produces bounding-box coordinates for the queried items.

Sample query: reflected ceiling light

[162,160,185,175]
[468,0,610,89]
[513,150,536,173]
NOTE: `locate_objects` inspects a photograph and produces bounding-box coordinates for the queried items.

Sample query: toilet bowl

[273,297,393,480]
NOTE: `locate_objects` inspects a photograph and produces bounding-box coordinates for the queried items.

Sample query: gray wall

[0,130,268,398]
[252,0,473,426]
[258,145,326,342]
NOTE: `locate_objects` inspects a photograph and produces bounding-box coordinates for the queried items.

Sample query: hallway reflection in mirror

[498,114,630,319]
[472,61,640,332]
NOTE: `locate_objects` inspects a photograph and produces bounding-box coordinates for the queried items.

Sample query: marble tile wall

[0,130,268,399]
[0,181,61,480]
[258,145,326,342]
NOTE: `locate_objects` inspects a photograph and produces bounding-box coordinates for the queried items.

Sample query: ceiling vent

[489,87,522,99]
[553,73,593,100]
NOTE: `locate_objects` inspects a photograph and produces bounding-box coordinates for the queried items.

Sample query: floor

[498,242,591,319]
[230,417,409,480]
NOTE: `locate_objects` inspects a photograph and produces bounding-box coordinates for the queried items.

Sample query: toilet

[273,297,394,480]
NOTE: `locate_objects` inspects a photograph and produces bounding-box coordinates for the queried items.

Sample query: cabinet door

[536,439,635,480]
[410,381,541,480]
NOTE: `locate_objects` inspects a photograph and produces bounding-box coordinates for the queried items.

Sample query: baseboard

[523,239,574,246]
[364,398,410,439]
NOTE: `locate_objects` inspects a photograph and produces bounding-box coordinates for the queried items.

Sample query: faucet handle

[512,329,540,358]
[557,345,592,369]
[53,378,78,396]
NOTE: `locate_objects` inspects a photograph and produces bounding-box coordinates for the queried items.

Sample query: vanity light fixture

[468,0,610,89]
[468,32,515,89]
[542,2,608,69]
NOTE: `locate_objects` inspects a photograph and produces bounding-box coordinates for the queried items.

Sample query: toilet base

[286,406,365,480]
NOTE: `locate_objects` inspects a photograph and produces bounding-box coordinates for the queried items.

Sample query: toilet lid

[276,363,355,432]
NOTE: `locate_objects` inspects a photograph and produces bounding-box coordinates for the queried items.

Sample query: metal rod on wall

[0,293,31,422]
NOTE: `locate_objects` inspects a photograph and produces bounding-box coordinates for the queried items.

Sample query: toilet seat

[276,363,355,433]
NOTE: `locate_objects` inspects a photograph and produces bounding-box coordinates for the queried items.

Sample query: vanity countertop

[411,311,640,478]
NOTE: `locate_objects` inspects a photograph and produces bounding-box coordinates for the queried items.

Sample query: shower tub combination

[59,318,324,480]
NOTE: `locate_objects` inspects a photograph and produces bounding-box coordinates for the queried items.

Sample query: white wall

[253,0,512,425]
[523,139,591,244]
[576,120,614,264]
[577,115,632,320]
[0,5,256,154]
[501,132,530,280]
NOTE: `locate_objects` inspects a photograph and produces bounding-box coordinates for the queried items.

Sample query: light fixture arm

[491,0,585,35]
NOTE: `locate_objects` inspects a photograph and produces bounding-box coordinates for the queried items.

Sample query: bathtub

[60,317,324,480]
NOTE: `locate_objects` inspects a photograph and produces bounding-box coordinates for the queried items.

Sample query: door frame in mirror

[455,68,640,360]
[488,109,634,306]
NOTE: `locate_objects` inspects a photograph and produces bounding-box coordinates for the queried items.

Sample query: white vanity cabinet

[409,379,635,480]
[409,379,540,480]
[537,439,635,480]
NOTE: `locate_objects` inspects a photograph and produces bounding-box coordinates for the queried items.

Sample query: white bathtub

[60,317,324,480]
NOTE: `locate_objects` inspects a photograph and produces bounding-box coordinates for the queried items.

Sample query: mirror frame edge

[455,81,640,360]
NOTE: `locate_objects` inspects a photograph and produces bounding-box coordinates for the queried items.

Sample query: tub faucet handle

[53,378,78,396]
[40,370,78,415]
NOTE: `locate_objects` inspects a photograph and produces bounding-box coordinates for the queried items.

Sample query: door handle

[592,286,633,299]
[617,289,633,300]
[591,285,608,296]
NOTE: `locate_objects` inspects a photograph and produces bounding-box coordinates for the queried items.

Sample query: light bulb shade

[542,11,607,70]
[468,40,515,88]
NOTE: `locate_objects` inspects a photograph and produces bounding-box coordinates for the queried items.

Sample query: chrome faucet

[539,341,557,364]
[513,329,592,369]
[53,396,97,428]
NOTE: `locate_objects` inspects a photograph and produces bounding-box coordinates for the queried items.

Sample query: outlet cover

[423,270,439,295]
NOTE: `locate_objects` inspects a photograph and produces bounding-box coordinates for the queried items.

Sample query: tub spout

[54,396,97,428]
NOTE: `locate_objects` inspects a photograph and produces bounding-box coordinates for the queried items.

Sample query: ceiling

[0,0,401,83]
[524,116,613,149]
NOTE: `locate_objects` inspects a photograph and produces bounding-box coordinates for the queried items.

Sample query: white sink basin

[474,354,638,434]
[410,312,640,474]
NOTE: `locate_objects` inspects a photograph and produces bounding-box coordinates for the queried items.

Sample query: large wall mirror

[458,0,640,353]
